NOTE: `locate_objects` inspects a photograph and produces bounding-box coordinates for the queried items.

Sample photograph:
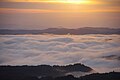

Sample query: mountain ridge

[0,27,120,35]
[0,63,93,78]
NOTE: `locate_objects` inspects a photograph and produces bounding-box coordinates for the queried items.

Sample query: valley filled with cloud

[0,34,120,73]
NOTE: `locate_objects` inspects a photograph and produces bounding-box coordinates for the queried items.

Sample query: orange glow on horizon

[1,0,103,5]
[0,8,120,14]
[0,0,120,13]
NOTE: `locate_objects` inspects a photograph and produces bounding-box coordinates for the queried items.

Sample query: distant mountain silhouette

[0,27,120,35]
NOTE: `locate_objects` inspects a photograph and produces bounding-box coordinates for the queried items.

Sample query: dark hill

[43,72,120,80]
[0,63,119,80]
[0,63,93,80]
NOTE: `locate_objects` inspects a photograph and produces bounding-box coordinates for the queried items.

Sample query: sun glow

[65,0,90,4]
[46,0,92,4]
[1,0,99,4]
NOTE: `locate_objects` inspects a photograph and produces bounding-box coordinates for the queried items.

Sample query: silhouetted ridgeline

[0,63,120,80]
[0,27,120,35]
[0,63,93,80]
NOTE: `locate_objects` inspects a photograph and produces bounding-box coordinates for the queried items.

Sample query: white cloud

[0,34,120,72]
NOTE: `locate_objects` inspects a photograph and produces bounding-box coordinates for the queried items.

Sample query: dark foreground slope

[0,63,92,80]
[40,72,120,80]
[0,71,119,80]
[0,63,119,80]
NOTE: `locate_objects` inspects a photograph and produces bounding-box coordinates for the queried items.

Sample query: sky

[0,0,120,29]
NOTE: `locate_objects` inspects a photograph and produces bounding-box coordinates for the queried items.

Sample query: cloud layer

[0,34,120,72]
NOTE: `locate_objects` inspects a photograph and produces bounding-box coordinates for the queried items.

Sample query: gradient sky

[0,0,120,29]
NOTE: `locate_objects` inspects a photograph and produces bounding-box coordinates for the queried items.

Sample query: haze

[0,0,120,29]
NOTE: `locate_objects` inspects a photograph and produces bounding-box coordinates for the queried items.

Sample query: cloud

[0,34,120,73]
[101,55,120,61]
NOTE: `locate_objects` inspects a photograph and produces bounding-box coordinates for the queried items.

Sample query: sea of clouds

[0,34,120,72]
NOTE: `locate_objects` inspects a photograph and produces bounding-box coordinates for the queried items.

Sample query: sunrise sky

[0,0,120,29]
